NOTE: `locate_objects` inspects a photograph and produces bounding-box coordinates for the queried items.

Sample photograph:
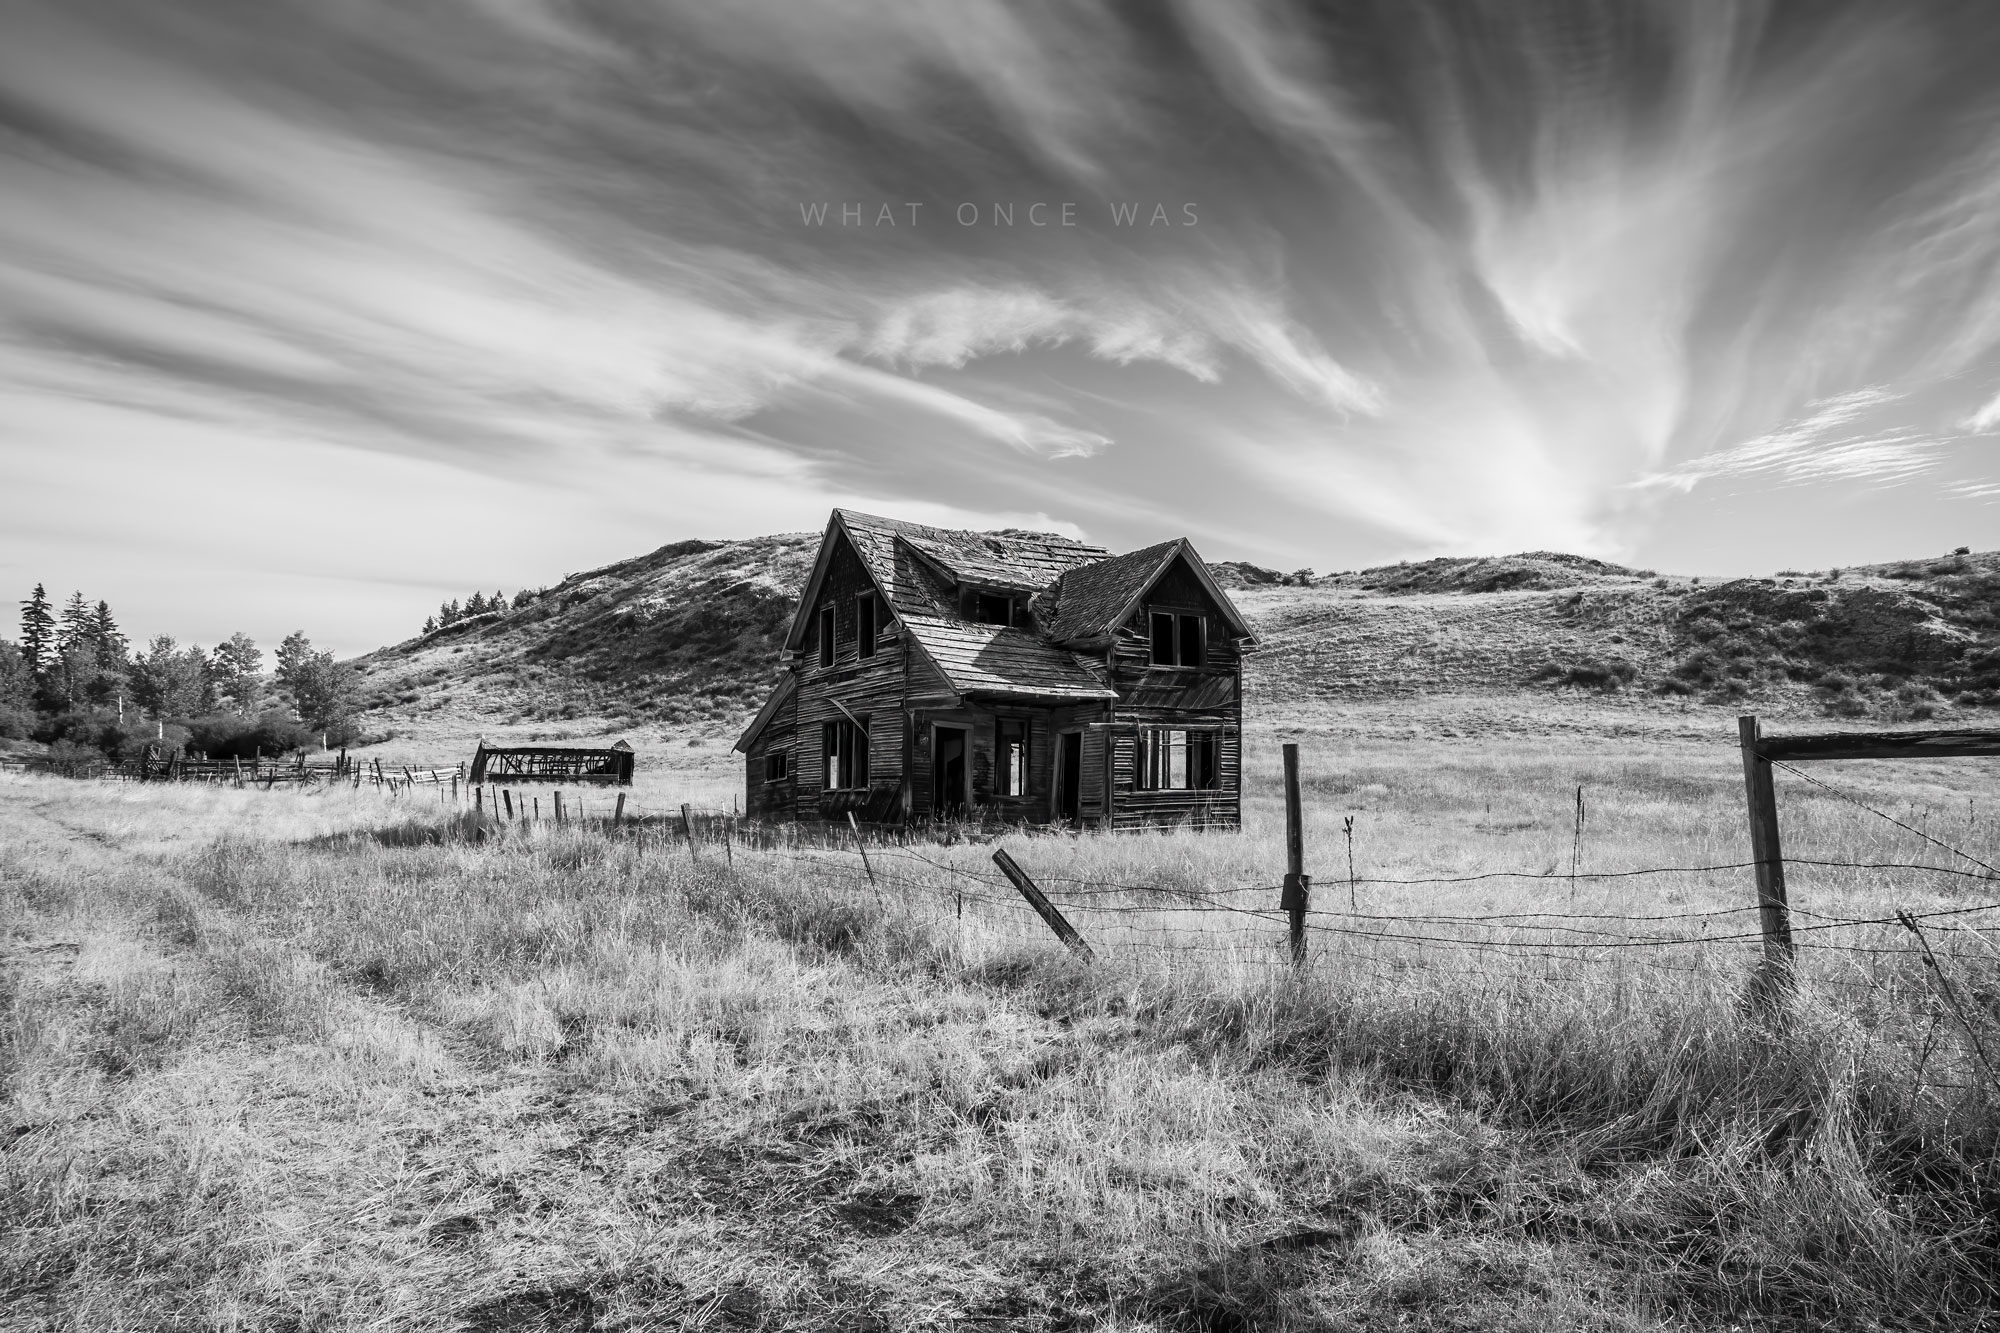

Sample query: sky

[3,0,1998,657]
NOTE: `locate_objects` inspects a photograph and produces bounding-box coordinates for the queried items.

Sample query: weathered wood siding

[743,685,798,821]
[796,532,909,821]
[1103,552,1245,828]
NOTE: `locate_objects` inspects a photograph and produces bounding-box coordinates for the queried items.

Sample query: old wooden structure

[735,510,1256,828]
[469,740,635,786]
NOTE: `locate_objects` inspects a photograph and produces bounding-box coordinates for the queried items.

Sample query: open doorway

[932,725,969,819]
[1055,731,1082,822]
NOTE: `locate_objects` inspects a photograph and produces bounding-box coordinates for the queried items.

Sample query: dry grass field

[8,716,2000,1331]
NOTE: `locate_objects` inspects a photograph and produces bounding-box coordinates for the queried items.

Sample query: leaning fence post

[1738,715,1794,996]
[1280,742,1310,965]
[502,789,514,820]
[992,849,1093,961]
[681,803,697,861]
[613,792,626,826]
[847,812,879,893]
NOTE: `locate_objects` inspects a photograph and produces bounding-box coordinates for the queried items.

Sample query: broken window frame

[996,717,1029,797]
[1149,609,1206,668]
[822,716,870,790]
[1137,729,1219,790]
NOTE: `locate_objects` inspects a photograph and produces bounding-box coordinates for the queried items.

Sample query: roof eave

[733,673,797,752]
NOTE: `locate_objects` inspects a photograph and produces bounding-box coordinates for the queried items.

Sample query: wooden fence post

[1280,742,1310,965]
[992,850,1093,961]
[681,803,697,861]
[613,792,626,826]
[554,791,566,825]
[1738,715,1794,993]
[847,812,878,892]
[502,790,514,820]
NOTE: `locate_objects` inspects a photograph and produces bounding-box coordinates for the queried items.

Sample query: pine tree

[211,633,263,717]
[423,615,438,635]
[465,591,488,616]
[55,591,90,656]
[90,601,127,669]
[19,584,53,681]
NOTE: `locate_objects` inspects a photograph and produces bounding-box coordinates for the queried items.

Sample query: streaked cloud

[4,0,2000,647]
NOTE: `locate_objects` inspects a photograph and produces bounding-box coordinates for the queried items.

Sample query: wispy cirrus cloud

[1633,390,1952,493]
[7,0,2000,651]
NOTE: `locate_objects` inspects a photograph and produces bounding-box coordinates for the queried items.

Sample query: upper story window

[974,592,1014,626]
[857,592,877,659]
[818,605,836,668]
[1150,610,1205,668]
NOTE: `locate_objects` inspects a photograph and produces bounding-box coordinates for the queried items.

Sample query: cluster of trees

[1,583,361,762]
[423,587,535,636]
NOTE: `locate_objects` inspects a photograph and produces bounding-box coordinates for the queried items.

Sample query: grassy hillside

[348,533,818,744]
[346,540,2000,756]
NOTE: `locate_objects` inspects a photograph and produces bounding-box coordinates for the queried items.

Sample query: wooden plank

[991,850,1094,961]
[1756,728,2000,762]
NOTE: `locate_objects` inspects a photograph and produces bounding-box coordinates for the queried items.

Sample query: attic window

[1150,611,1204,667]
[818,605,835,667]
[974,592,1014,626]
[857,592,877,659]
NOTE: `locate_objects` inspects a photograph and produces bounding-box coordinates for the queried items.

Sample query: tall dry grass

[6,744,2000,1328]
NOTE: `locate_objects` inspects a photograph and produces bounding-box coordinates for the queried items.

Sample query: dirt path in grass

[0,788,1096,1331]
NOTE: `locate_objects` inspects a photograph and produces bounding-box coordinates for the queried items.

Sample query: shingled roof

[899,615,1116,700]
[1041,539,1182,645]
[781,509,1254,666]
[839,509,1106,596]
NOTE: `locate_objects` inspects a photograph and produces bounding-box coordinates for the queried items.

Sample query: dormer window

[818,605,835,667]
[1150,611,1204,668]
[974,592,1014,626]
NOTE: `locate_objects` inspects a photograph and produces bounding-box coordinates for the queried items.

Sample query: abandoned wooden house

[734,509,1256,828]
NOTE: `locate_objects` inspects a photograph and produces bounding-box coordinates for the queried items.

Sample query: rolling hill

[347,536,2000,746]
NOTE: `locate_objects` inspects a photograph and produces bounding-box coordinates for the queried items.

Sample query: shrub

[182,711,319,759]
[44,738,105,775]
[1533,658,1639,692]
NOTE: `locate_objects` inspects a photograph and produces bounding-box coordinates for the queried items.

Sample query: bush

[0,704,31,740]
[44,738,105,776]
[1533,658,1638,692]
[183,711,320,760]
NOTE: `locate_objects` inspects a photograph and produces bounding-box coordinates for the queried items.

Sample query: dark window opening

[857,593,877,659]
[1150,611,1205,667]
[823,716,869,790]
[763,751,789,782]
[818,605,835,668]
[974,592,1014,625]
[1178,614,1204,667]
[1138,729,1220,790]
[997,718,1029,796]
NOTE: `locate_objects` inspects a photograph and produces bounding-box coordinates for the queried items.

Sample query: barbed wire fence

[29,718,2000,1005]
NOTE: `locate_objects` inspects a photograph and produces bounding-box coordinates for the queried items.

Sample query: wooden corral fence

[469,740,635,787]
